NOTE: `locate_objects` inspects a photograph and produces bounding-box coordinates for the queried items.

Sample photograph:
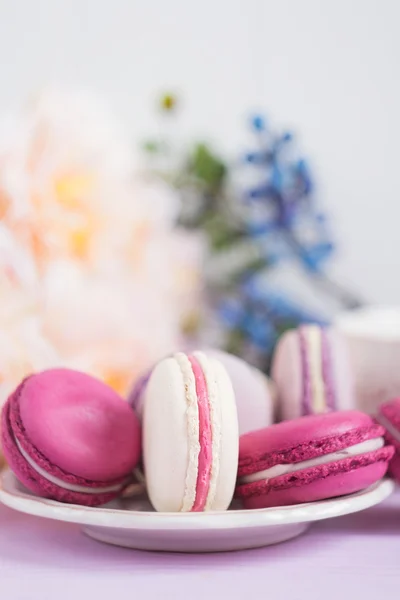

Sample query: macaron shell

[1,396,120,507]
[379,397,400,431]
[236,409,392,508]
[240,458,391,508]
[271,330,303,421]
[272,327,356,419]
[18,369,140,482]
[143,357,192,512]
[388,453,400,482]
[239,411,379,477]
[127,372,148,417]
[378,398,400,483]
[207,356,238,510]
[194,349,273,435]
[130,349,273,435]
[143,353,239,512]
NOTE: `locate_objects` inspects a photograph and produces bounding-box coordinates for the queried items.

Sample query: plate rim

[0,470,395,531]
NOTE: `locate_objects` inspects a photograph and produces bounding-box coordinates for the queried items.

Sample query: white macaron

[143,351,239,512]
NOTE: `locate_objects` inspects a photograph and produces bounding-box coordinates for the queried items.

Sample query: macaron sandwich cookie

[272,325,354,421]
[143,351,239,512]
[236,410,393,508]
[377,398,400,483]
[2,368,141,507]
[130,349,274,435]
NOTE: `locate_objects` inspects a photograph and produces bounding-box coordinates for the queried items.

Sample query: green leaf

[189,143,226,191]
[142,139,162,154]
[202,213,244,251]
[230,256,268,283]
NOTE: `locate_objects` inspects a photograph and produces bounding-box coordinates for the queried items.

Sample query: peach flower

[0,86,203,408]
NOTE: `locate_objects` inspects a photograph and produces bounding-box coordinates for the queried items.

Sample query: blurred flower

[243,124,333,273]
[250,115,266,132]
[0,86,202,406]
[159,93,178,112]
[0,274,60,401]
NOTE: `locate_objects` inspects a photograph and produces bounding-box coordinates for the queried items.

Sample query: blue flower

[251,115,266,131]
[242,316,275,350]
[299,242,334,272]
[218,299,245,328]
[271,165,283,193]
[282,131,293,143]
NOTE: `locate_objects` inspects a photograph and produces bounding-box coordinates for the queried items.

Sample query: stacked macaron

[270,323,400,490]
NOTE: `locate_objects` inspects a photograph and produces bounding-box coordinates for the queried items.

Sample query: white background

[0,0,398,303]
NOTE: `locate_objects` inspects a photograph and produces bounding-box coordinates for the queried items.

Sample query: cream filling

[194,351,221,511]
[174,352,201,512]
[376,414,400,443]
[15,436,125,494]
[305,326,326,412]
[121,468,147,498]
[239,437,384,484]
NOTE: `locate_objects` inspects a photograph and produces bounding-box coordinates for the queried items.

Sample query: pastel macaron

[272,324,354,421]
[377,398,400,483]
[201,350,275,434]
[236,410,393,508]
[143,351,239,512]
[129,349,274,435]
[2,368,141,506]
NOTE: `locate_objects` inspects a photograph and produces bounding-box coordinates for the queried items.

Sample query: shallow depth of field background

[0,0,398,303]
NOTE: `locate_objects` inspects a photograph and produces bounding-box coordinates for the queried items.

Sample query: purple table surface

[0,488,399,600]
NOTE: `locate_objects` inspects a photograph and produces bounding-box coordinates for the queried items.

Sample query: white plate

[0,470,394,553]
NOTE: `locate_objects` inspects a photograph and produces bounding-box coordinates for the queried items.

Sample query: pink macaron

[272,325,355,421]
[235,410,393,508]
[377,398,400,483]
[2,368,141,506]
[143,351,239,512]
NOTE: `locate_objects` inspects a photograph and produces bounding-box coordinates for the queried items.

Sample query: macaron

[377,398,400,483]
[128,367,152,417]
[2,368,141,506]
[143,351,239,512]
[236,410,393,508]
[129,349,274,435]
[271,324,354,420]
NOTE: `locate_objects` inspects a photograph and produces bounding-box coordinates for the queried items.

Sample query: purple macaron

[272,325,355,421]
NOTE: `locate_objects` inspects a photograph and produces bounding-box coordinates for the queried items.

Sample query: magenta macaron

[236,410,394,508]
[272,324,355,420]
[2,368,141,507]
[377,398,400,483]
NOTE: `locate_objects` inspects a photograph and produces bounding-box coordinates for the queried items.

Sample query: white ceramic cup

[336,306,400,414]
